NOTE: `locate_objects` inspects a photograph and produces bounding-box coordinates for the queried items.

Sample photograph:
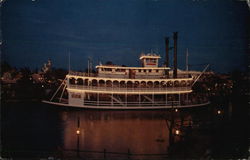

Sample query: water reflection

[61,110,175,159]
[3,101,248,159]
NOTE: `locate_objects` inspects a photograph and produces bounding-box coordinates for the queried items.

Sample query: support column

[126,81,127,107]
[111,93,113,106]
[178,93,180,105]
[83,92,85,106]
[152,83,154,106]
[125,93,127,107]
[152,94,154,106]
[166,94,168,105]
[111,81,114,106]
[139,93,141,106]
[97,92,99,106]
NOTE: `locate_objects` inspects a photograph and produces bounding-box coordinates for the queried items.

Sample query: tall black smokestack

[173,32,178,78]
[165,37,169,67]
[165,37,169,77]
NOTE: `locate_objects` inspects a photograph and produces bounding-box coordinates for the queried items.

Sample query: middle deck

[66,71,194,94]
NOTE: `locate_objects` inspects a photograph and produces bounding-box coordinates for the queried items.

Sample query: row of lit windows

[145,59,157,63]
[68,77,192,87]
[138,69,159,73]
[100,68,160,73]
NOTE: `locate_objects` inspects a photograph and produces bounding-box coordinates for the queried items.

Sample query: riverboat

[43,33,210,109]
[43,54,210,109]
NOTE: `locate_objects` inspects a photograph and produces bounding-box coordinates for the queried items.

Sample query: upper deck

[139,53,161,67]
[66,71,194,94]
[94,53,172,79]
[66,53,194,91]
[96,65,171,79]
[68,70,192,79]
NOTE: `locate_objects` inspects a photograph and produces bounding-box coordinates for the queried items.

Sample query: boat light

[76,129,80,135]
[217,110,221,115]
[175,129,180,135]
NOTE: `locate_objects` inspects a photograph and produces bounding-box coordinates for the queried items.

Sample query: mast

[186,48,189,71]
[68,51,71,73]
[87,57,92,76]
[87,57,90,76]
[90,57,92,74]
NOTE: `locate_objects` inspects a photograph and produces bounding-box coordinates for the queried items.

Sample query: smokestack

[173,32,178,78]
[165,37,169,67]
[165,37,169,77]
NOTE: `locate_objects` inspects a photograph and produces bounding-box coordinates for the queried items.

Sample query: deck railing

[67,85,192,93]
[68,71,192,79]
[83,100,209,107]
[84,100,181,107]
[69,71,98,77]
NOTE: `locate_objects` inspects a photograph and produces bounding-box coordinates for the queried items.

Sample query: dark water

[2,101,249,159]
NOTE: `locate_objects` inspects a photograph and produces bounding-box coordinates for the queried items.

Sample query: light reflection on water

[61,110,172,159]
[3,102,199,159]
[4,100,249,159]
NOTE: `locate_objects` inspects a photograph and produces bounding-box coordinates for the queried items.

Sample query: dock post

[77,134,80,157]
[76,117,80,158]
[127,149,131,160]
[169,101,175,147]
[103,149,106,160]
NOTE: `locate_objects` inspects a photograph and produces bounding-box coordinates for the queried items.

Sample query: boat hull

[42,100,210,110]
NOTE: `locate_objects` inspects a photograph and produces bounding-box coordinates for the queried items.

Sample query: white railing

[84,101,180,107]
[68,71,192,79]
[83,99,209,107]
[68,71,97,77]
[67,85,192,93]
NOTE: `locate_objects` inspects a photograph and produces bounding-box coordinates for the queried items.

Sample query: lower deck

[67,92,209,108]
[42,100,210,110]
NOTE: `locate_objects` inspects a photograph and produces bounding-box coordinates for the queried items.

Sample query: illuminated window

[105,68,112,71]
[72,93,81,98]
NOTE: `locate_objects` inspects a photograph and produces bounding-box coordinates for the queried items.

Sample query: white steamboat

[43,54,209,109]
[43,33,210,109]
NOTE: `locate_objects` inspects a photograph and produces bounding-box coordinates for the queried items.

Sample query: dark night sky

[1,0,250,73]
